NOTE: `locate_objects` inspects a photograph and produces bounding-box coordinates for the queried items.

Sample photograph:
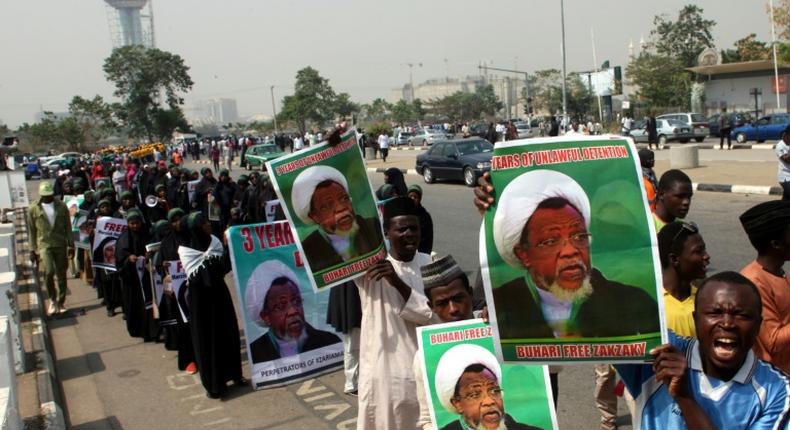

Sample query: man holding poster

[477,137,665,363]
[267,130,385,290]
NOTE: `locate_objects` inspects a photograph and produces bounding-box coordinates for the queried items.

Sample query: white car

[515,122,532,139]
[408,128,451,146]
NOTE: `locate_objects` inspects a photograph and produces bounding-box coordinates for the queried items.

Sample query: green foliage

[366,122,392,140]
[779,42,790,63]
[721,34,771,63]
[16,113,66,152]
[359,98,392,123]
[651,4,716,68]
[333,92,359,119]
[525,69,594,119]
[278,67,337,134]
[427,84,503,123]
[770,0,790,40]
[67,95,116,151]
[103,45,193,142]
[626,51,691,110]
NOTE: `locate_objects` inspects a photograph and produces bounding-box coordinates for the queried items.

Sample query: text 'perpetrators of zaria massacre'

[514,342,647,359]
[490,145,629,171]
[238,222,303,266]
[274,137,356,176]
[429,326,494,345]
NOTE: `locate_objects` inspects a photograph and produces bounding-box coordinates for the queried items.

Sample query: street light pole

[560,0,568,127]
[769,0,782,111]
[402,62,422,102]
[270,85,278,134]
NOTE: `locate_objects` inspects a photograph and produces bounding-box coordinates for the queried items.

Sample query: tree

[390,99,415,125]
[333,92,359,119]
[721,34,771,63]
[103,45,193,142]
[626,51,691,110]
[427,85,503,123]
[278,67,337,134]
[67,95,116,151]
[652,5,716,68]
[770,0,790,40]
[359,98,392,123]
[17,113,65,152]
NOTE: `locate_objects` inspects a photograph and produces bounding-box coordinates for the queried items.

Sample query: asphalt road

[34,164,777,430]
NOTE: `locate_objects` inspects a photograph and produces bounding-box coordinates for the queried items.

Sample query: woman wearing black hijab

[154,208,197,373]
[115,209,159,341]
[178,212,244,398]
[383,167,408,197]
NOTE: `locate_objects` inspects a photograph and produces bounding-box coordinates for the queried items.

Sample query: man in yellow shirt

[656,221,710,337]
[652,170,693,233]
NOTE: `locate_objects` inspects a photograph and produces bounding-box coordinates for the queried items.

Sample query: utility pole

[270,85,278,134]
[478,64,532,120]
[769,0,782,111]
[402,62,422,102]
[560,0,568,127]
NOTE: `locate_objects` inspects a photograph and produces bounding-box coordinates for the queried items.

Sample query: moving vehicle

[514,122,532,139]
[408,128,451,146]
[395,131,412,146]
[40,158,69,179]
[25,163,41,180]
[657,112,709,142]
[730,113,790,143]
[708,112,752,137]
[415,138,493,187]
[243,143,285,170]
[629,119,694,145]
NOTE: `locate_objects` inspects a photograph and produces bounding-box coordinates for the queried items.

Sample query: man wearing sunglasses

[490,170,660,340]
[245,260,341,363]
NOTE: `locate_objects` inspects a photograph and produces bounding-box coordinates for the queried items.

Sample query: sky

[0,0,774,128]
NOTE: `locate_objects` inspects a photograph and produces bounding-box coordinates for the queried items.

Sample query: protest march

[24,126,790,430]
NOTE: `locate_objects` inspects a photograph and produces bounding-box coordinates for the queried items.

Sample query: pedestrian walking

[377,132,390,162]
[28,182,74,315]
[646,115,658,150]
[719,109,732,150]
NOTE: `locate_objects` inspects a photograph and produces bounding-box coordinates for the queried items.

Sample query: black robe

[416,204,433,254]
[115,228,159,341]
[156,230,195,370]
[184,244,242,397]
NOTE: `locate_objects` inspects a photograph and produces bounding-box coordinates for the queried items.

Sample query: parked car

[25,163,42,180]
[243,143,285,170]
[629,119,694,145]
[514,122,532,139]
[415,138,493,187]
[408,128,451,146]
[708,112,752,137]
[395,131,413,146]
[40,158,68,179]
[730,113,790,143]
[657,112,709,142]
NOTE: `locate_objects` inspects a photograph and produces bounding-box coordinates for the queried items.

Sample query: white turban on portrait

[493,170,591,268]
[291,166,349,225]
[245,260,300,327]
[434,344,502,414]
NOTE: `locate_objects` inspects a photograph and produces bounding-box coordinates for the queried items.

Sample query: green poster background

[418,319,557,430]
[226,221,342,389]
[266,131,384,291]
[481,137,665,363]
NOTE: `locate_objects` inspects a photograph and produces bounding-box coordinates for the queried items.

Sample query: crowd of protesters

[27,123,790,429]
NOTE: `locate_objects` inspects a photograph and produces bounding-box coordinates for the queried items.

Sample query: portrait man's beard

[471,405,507,430]
[331,218,359,238]
[536,259,593,302]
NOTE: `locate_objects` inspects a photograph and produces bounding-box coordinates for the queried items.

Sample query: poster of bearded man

[480,136,666,364]
[266,130,385,291]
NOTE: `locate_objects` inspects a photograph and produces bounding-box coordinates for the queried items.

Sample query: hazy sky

[0,0,773,127]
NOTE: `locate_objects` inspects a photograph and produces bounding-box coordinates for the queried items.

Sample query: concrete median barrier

[670,145,699,169]
[0,317,21,430]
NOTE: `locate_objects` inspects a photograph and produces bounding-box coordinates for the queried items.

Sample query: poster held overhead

[266,131,386,291]
[92,217,127,271]
[480,136,666,364]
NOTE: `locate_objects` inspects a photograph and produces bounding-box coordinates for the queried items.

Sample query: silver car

[629,119,694,145]
[408,128,450,146]
[515,122,532,139]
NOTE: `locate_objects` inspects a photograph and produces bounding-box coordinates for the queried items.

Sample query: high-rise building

[187,99,239,125]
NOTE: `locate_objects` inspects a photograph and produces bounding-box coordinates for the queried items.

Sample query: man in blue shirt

[617,271,790,429]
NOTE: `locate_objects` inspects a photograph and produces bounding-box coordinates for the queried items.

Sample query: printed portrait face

[103,242,116,265]
[261,279,305,340]
[514,201,592,301]
[450,366,505,430]
[308,181,355,235]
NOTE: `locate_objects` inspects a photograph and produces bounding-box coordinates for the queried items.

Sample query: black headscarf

[384,168,408,197]
[186,212,213,251]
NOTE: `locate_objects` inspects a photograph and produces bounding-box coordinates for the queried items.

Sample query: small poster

[207,194,220,221]
[135,256,153,310]
[480,136,665,363]
[265,199,281,223]
[91,217,127,271]
[165,260,188,322]
[187,179,200,205]
[227,220,343,389]
[266,130,386,291]
[418,319,558,430]
[94,177,111,191]
[64,195,90,250]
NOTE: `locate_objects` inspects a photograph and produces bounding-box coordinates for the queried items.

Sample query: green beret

[125,209,143,221]
[167,208,185,222]
[155,184,166,193]
[407,184,422,198]
[219,169,229,177]
[200,167,210,176]
[98,199,111,207]
[187,212,203,229]
[120,190,134,199]
[237,175,249,183]
[84,190,95,197]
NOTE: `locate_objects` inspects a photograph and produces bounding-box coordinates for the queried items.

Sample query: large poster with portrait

[227,220,343,389]
[480,136,666,363]
[64,195,91,250]
[91,217,127,271]
[418,319,558,430]
[266,130,386,291]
